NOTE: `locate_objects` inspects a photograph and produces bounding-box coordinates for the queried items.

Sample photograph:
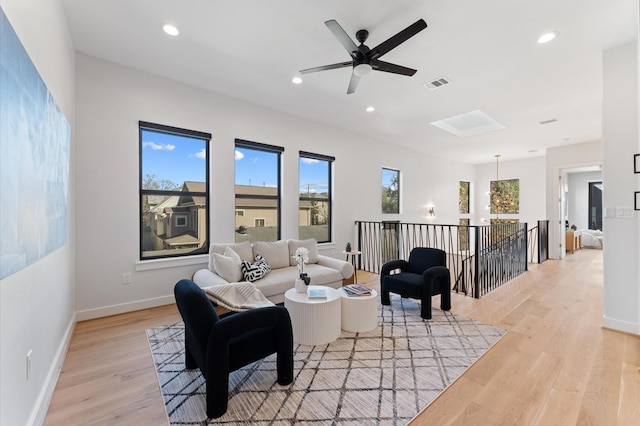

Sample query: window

[299,151,334,243]
[459,181,470,214]
[139,121,210,260]
[381,168,400,214]
[459,218,470,251]
[588,181,602,230]
[235,139,283,242]
[490,179,519,214]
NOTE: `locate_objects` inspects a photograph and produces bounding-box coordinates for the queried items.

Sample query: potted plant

[292,247,310,292]
[345,242,352,253]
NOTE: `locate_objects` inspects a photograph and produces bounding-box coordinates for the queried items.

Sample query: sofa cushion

[212,247,242,283]
[209,241,253,272]
[253,240,290,270]
[288,239,319,266]
[252,264,343,299]
[241,254,271,282]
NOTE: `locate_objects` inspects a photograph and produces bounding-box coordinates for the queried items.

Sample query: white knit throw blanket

[203,282,274,312]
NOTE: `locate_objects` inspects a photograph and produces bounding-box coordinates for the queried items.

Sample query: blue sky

[141,130,206,185]
[142,130,328,193]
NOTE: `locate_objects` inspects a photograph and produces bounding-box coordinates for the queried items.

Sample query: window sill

[135,254,208,272]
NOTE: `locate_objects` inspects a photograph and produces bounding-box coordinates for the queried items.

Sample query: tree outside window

[299,152,333,243]
[382,168,400,214]
[139,121,210,260]
[459,181,470,214]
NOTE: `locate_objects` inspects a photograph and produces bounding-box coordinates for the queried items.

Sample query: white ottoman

[341,289,378,332]
[284,286,341,346]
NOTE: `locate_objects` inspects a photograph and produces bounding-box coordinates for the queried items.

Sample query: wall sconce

[427,206,436,217]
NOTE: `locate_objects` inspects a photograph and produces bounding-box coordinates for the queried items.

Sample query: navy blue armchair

[173,279,294,418]
[380,247,451,319]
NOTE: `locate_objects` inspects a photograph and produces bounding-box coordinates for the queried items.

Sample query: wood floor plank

[43,249,640,425]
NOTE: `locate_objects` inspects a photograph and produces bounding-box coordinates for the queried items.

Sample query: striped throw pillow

[241,254,271,282]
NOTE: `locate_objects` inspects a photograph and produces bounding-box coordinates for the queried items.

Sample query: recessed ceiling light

[537,31,557,44]
[162,24,180,36]
[291,76,302,84]
[366,106,375,112]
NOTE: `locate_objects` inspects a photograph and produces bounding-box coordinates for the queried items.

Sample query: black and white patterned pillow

[241,254,271,282]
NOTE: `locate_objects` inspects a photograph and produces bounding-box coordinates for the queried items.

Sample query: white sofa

[192,239,354,304]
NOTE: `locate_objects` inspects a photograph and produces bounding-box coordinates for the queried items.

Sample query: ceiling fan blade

[300,61,353,74]
[372,59,417,76]
[325,20,359,57]
[347,71,361,94]
[368,19,427,60]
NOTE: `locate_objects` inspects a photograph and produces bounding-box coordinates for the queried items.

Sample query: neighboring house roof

[164,231,199,246]
[235,184,278,196]
[180,181,206,206]
[149,195,180,214]
[165,206,191,214]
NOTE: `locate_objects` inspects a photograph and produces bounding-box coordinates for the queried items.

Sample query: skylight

[430,110,505,137]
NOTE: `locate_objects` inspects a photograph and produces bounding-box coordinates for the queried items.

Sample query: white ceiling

[61,0,637,164]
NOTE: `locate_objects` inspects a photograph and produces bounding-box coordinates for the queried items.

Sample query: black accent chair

[380,247,451,319]
[173,279,294,419]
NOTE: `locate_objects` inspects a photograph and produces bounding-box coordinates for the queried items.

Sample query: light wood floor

[44,249,639,425]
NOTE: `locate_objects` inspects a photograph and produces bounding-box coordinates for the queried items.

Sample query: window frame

[234,139,284,242]
[298,151,334,243]
[139,121,210,261]
[381,167,401,214]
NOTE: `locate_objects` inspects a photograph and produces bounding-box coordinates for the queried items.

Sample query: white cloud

[235,150,244,160]
[194,148,206,159]
[301,158,319,165]
[143,141,175,151]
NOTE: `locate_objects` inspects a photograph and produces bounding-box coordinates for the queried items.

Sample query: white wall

[567,171,602,230]
[474,156,547,228]
[74,53,476,319]
[0,1,76,425]
[602,41,640,334]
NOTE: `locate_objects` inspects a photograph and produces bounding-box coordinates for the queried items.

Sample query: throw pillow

[212,247,242,282]
[208,241,253,272]
[241,254,271,282]
[253,240,290,269]
[288,239,319,266]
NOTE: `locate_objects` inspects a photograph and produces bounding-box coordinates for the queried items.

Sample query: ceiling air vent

[425,76,451,91]
[539,118,558,125]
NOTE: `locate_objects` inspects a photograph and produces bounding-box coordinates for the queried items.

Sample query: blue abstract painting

[0,7,71,280]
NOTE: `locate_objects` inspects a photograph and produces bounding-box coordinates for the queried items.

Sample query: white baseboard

[28,312,76,426]
[76,295,175,321]
[602,315,640,336]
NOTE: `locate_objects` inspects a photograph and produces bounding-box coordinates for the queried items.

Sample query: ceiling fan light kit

[300,18,428,94]
[353,63,372,77]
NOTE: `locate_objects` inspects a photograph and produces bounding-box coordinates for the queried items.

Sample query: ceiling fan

[300,19,427,94]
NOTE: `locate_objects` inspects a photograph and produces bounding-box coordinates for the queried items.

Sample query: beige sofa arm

[192,268,230,287]
[317,255,354,279]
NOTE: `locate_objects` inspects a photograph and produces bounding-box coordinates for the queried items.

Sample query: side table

[341,289,378,333]
[342,250,362,283]
[284,286,341,346]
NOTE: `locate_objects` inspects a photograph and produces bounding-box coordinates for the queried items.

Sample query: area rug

[147,296,507,425]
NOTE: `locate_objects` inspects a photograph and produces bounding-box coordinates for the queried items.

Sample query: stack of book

[342,284,372,297]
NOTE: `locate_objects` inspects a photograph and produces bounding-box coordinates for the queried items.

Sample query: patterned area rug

[147,296,506,425]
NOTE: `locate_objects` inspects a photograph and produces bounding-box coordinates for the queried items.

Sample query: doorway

[588,181,602,230]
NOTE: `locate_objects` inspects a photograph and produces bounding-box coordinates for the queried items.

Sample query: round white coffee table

[284,286,341,346]
[341,289,378,332]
